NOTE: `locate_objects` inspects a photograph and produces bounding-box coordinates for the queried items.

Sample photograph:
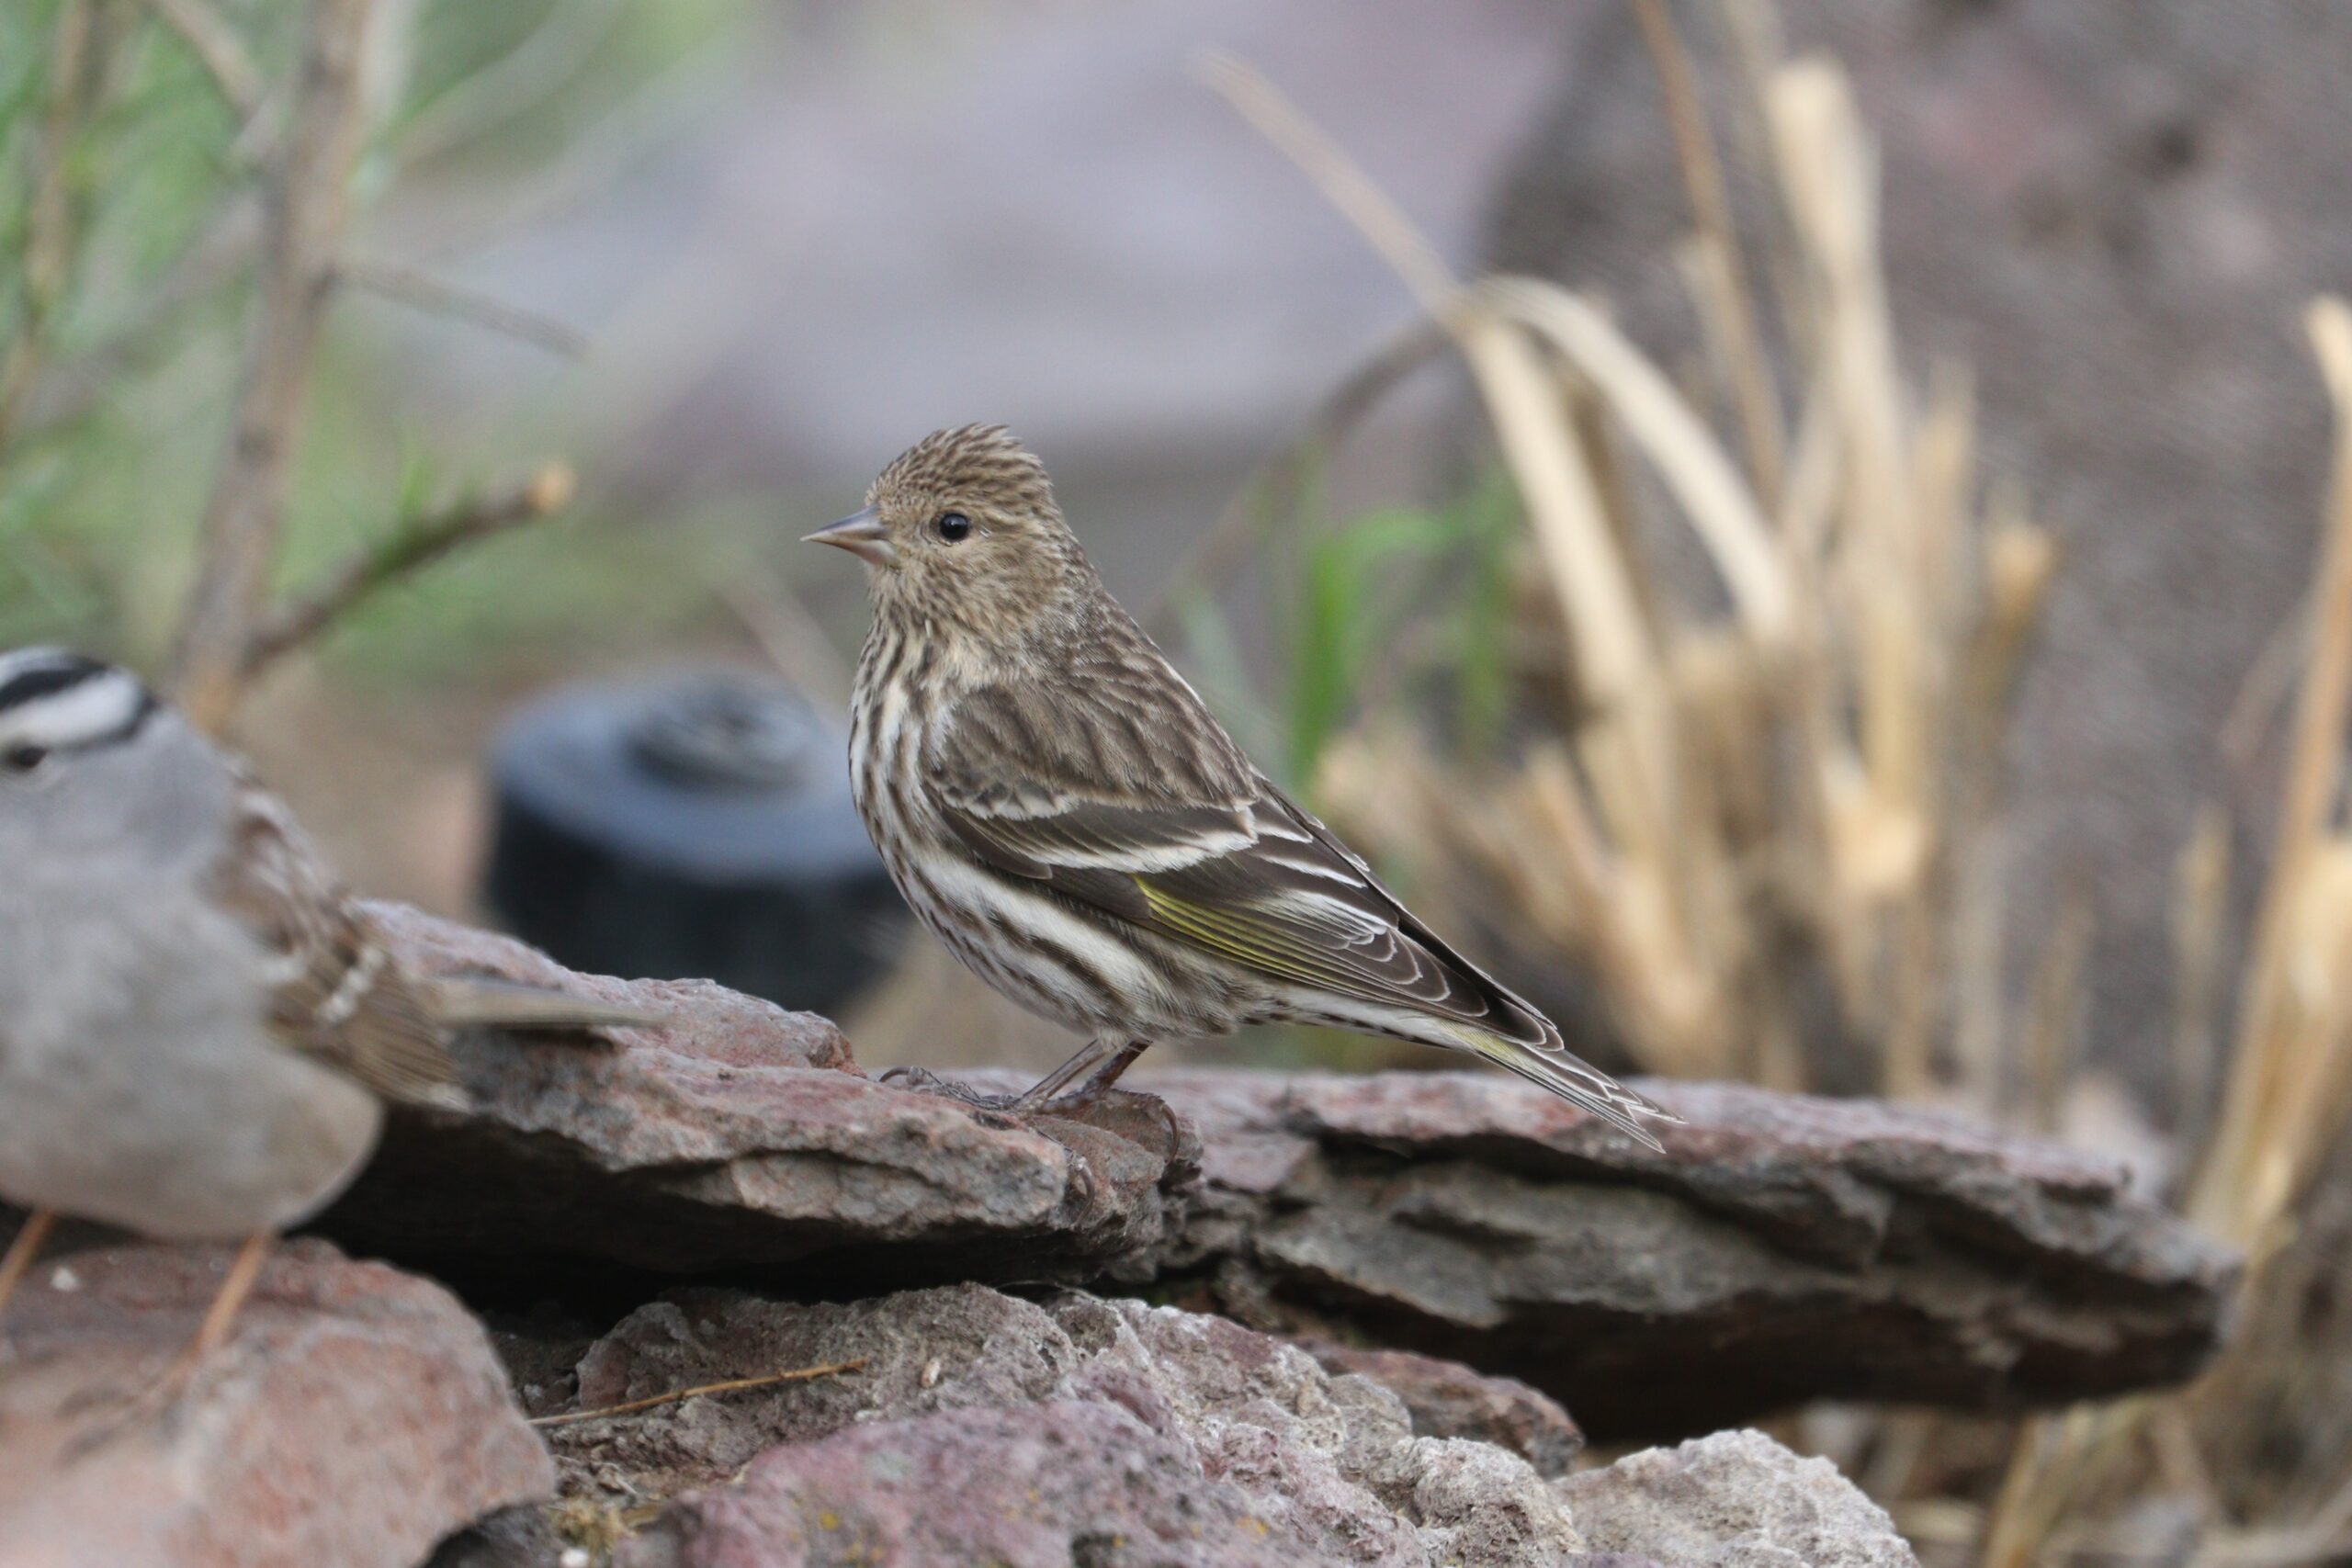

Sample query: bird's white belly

[0,888,383,1241]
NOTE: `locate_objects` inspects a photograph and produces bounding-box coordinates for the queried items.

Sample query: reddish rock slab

[319,905,1197,1288]
[1139,1070,2236,1438]
[0,1238,549,1568]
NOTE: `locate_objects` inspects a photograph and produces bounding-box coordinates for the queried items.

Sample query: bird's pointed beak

[803,506,895,567]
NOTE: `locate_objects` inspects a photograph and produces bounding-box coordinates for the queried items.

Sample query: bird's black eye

[2,743,49,774]
[934,511,972,543]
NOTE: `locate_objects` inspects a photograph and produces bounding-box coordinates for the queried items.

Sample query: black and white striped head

[0,649,161,778]
[0,648,232,884]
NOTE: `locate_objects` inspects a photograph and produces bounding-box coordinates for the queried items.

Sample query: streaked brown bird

[808,425,1673,1147]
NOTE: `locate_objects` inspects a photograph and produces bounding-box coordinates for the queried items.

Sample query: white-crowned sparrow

[0,647,654,1371]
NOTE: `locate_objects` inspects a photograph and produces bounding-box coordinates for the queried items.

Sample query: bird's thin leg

[180,1231,272,1370]
[1074,1039,1150,1099]
[1013,1039,1149,1111]
[1009,1038,1116,1108]
[61,1232,275,1460]
[0,1208,57,1320]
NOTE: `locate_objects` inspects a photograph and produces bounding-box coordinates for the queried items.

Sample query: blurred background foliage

[0,0,743,681]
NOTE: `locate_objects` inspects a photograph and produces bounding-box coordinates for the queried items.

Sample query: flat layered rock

[322,905,1197,1288]
[1146,1071,2236,1437]
[0,1238,548,1568]
[321,907,2230,1434]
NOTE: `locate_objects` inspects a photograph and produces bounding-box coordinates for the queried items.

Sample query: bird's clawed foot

[877,1048,1184,1165]
[1010,1082,1125,1120]
[878,1065,1023,1116]
[880,1041,1148,1123]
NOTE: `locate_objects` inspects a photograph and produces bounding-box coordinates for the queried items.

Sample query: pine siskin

[808,425,1674,1148]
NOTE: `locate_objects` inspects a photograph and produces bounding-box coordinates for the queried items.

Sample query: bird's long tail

[421,975,668,1032]
[1442,1022,1678,1151]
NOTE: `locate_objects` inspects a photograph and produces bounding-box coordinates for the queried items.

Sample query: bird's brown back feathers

[206,778,456,1103]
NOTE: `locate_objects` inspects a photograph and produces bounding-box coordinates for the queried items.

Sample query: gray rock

[424,1507,569,1568]
[1145,1070,2235,1437]
[1296,1340,1584,1478]
[0,1238,549,1568]
[321,904,1198,1286]
[616,1400,1307,1568]
[311,908,2229,1436]
[1560,1429,1920,1568]
[557,1283,1585,1567]
[563,1287,1920,1568]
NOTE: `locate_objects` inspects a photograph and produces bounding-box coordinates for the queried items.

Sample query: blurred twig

[140,0,265,124]
[240,462,577,679]
[0,0,104,460]
[1482,277,1792,644]
[14,195,262,447]
[1196,53,1454,318]
[337,258,591,359]
[529,1358,865,1429]
[1142,318,1446,636]
[1632,0,1784,504]
[396,0,630,168]
[173,0,380,733]
[2196,296,2352,1236]
[715,557,855,709]
[2170,807,2231,1153]
[2222,588,2312,784]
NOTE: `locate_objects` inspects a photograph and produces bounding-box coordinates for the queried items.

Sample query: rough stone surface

[320,904,1198,1287]
[1297,1340,1584,1478]
[616,1401,1312,1568]
[306,907,2227,1436]
[1560,1429,1921,1568]
[0,1238,550,1568]
[1144,1070,2236,1437]
[554,1286,1917,1568]
[549,1283,1585,1567]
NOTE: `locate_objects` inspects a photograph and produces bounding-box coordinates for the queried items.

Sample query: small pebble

[48,1266,79,1293]
[920,1357,942,1389]
[560,1551,590,1568]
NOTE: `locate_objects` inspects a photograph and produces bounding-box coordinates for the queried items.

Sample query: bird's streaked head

[0,648,229,882]
[808,425,1091,639]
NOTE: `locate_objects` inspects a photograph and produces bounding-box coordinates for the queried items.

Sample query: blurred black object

[482,669,906,1016]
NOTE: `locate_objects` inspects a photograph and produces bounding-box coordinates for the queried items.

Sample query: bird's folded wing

[927,682,1674,1146]
[927,713,1524,1032]
[204,781,456,1102]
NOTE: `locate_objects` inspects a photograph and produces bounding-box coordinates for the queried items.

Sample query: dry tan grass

[1206,6,2352,1563]
[1206,36,2050,1109]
